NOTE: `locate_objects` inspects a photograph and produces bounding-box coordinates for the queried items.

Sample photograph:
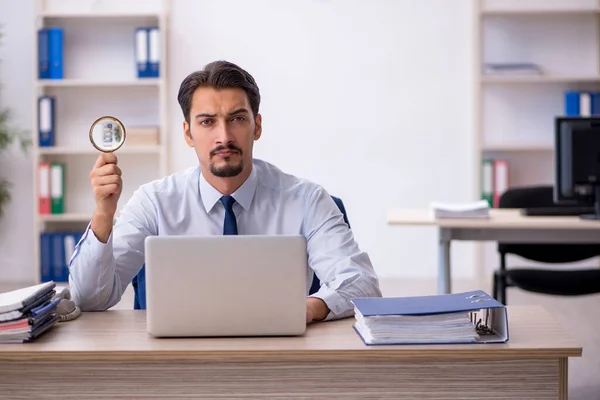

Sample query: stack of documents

[430,200,490,219]
[351,291,509,345]
[483,62,543,76]
[0,282,60,343]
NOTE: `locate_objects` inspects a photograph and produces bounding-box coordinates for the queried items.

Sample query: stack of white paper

[483,62,543,76]
[354,310,478,345]
[430,200,490,219]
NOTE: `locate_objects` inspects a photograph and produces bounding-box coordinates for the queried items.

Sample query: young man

[68,60,381,322]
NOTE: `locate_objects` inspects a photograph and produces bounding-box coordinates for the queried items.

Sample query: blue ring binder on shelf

[350,290,509,346]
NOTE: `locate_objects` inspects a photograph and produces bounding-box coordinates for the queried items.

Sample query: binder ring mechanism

[467,293,492,304]
[468,294,496,336]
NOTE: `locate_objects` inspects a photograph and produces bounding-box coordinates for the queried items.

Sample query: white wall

[167,0,477,280]
[0,0,476,283]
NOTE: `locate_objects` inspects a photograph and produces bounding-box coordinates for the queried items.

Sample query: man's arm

[68,188,156,311]
[304,186,382,321]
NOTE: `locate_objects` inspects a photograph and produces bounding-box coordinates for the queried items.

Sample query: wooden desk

[0,306,581,399]
[387,209,600,294]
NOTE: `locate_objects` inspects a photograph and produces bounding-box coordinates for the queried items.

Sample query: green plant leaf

[0,25,30,216]
[0,180,11,217]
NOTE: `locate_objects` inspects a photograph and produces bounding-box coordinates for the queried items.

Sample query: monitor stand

[581,185,600,220]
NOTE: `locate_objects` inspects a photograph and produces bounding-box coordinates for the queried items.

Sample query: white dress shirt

[68,158,382,320]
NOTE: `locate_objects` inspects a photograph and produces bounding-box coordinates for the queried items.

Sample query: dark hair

[177,60,261,124]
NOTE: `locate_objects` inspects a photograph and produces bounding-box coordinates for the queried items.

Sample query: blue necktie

[220,195,238,235]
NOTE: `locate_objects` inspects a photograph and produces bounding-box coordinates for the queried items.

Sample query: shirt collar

[199,165,258,213]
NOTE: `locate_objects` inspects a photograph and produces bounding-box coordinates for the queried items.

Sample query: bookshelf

[475,0,600,192]
[32,0,169,284]
[474,0,600,276]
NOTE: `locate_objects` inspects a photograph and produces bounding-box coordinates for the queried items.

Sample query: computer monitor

[555,116,600,220]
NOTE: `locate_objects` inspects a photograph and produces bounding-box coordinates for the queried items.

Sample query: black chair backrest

[498,185,556,209]
[308,195,350,295]
[497,185,600,263]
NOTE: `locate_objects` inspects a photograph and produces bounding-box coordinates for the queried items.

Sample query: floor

[3,277,599,399]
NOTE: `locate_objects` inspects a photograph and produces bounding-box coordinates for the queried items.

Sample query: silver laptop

[144,235,308,337]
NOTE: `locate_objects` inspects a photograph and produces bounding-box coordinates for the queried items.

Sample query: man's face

[184,87,261,178]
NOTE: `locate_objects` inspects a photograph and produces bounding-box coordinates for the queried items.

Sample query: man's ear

[254,114,262,141]
[183,120,194,147]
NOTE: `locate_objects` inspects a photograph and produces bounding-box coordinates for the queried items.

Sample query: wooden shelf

[37,79,163,88]
[37,146,161,155]
[39,213,92,223]
[481,75,600,84]
[40,11,162,19]
[482,143,553,152]
[481,8,600,16]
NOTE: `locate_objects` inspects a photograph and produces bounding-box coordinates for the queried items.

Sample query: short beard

[209,143,244,177]
[210,159,244,177]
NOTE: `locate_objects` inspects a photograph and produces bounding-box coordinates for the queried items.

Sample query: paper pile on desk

[0,282,60,343]
[429,200,490,219]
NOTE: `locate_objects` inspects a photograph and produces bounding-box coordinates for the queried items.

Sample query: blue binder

[38,29,49,79]
[47,27,63,79]
[351,290,509,345]
[39,233,52,283]
[63,232,83,279]
[51,233,67,283]
[148,27,160,78]
[135,27,150,78]
[591,92,600,115]
[38,96,55,147]
[565,91,580,116]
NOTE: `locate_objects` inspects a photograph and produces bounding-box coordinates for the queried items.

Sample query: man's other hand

[306,297,329,323]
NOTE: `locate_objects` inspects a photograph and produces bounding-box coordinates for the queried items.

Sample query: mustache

[210,144,243,157]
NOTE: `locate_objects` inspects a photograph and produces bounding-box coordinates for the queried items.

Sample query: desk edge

[0,347,583,362]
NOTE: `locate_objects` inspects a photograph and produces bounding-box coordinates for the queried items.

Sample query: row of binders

[38,161,65,215]
[38,27,63,79]
[40,232,82,283]
[38,26,161,79]
[481,158,509,208]
[564,91,600,117]
[0,282,61,343]
[351,290,508,345]
[135,27,161,78]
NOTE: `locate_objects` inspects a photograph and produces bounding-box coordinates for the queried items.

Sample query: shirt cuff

[73,222,114,263]
[309,285,353,321]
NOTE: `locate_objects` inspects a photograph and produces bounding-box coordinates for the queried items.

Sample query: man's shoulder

[138,166,198,196]
[254,159,321,196]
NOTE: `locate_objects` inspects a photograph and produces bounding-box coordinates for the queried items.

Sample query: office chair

[132,195,351,309]
[493,185,600,305]
[309,196,351,294]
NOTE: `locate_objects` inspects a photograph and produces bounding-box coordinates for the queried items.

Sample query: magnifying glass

[89,116,126,152]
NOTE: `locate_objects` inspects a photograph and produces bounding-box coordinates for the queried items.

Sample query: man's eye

[231,116,246,122]
[200,119,213,126]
